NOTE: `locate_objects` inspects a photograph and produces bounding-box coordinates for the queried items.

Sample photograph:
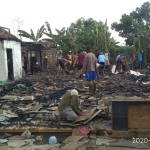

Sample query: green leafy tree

[111,1,150,65]
[43,18,118,57]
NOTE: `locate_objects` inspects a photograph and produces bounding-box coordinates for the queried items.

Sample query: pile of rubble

[0,69,150,129]
[0,128,150,150]
[0,74,110,129]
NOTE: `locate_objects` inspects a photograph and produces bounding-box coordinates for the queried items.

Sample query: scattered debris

[36,136,43,141]
[63,136,84,143]
[21,130,31,138]
[0,69,149,149]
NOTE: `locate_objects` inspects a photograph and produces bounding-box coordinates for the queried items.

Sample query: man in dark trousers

[23,52,28,74]
[7,59,12,80]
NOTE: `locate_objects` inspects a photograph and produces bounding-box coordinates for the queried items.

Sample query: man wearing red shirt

[77,50,85,78]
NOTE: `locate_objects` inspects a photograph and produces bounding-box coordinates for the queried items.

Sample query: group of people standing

[57,49,110,78]
[57,50,85,78]
[57,46,110,95]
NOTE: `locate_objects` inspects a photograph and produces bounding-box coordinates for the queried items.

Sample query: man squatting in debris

[58,89,83,122]
[82,46,97,95]
[58,58,71,73]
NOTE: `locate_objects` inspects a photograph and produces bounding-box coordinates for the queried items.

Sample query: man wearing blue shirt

[98,52,105,76]
[138,51,142,69]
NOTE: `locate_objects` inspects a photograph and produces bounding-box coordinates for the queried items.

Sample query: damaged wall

[0,41,7,83]
[0,40,22,82]
[41,48,57,67]
[21,43,57,69]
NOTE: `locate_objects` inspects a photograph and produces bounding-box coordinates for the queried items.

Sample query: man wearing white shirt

[105,50,110,68]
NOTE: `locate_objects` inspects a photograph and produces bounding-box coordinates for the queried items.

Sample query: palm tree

[18,25,45,43]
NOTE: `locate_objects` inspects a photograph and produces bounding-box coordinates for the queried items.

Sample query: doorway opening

[6,49,14,80]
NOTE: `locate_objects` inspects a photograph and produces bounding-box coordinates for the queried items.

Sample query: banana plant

[18,25,45,43]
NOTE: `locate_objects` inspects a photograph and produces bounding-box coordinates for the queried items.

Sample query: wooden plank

[83,110,102,125]
[111,131,129,138]
[28,105,42,111]
[49,106,58,111]
[22,96,34,100]
[0,95,19,100]
[74,116,89,123]
[128,104,150,129]
[74,107,97,123]
[80,107,97,116]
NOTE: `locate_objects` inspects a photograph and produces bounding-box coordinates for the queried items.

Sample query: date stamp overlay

[132,137,150,143]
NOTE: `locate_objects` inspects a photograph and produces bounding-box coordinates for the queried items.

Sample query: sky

[0,0,147,45]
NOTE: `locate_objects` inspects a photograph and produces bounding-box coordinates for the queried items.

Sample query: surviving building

[0,26,22,83]
[21,41,57,74]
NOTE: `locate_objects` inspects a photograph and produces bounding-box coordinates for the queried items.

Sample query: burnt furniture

[112,96,150,130]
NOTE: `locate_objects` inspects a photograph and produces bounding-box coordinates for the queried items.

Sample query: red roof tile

[0,26,20,41]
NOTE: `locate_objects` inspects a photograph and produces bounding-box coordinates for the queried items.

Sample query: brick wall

[41,48,57,67]
[21,45,58,70]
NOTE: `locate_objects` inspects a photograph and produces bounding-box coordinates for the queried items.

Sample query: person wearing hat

[67,51,72,62]
[58,89,83,122]
[34,62,42,73]
[43,53,48,70]
[57,50,63,72]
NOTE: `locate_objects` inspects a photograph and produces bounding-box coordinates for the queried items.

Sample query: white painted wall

[0,40,22,82]
[0,41,7,82]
